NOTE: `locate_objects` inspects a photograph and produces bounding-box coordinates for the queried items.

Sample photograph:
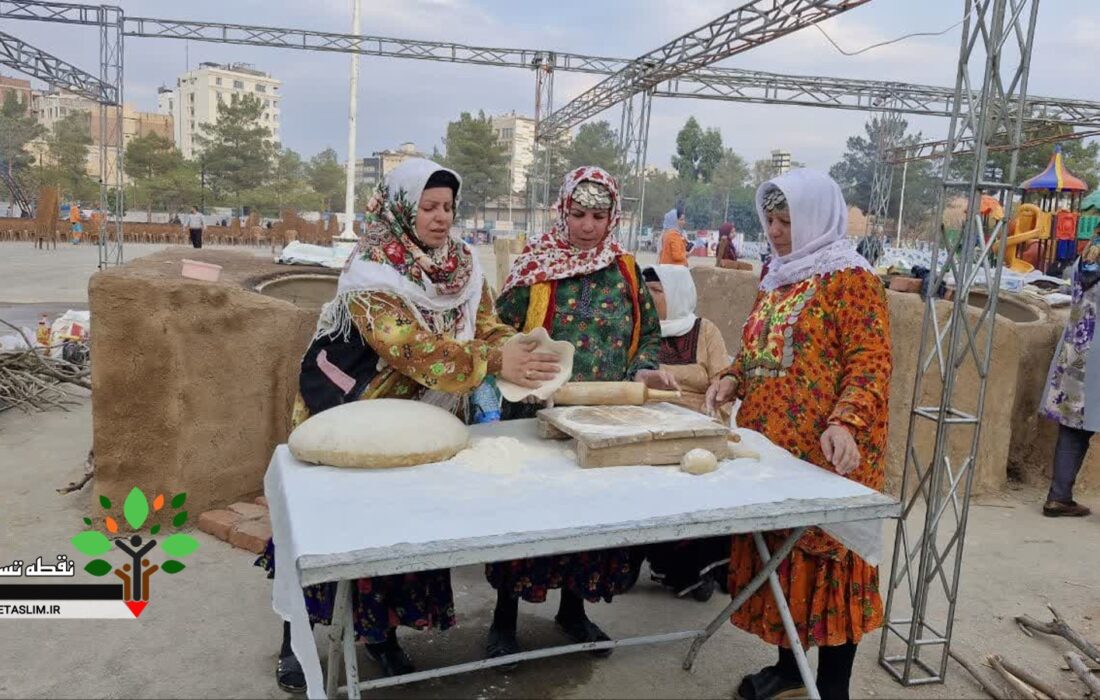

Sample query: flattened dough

[288,398,469,468]
[496,327,575,402]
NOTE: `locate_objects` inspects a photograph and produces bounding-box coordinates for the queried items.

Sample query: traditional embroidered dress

[257,159,516,643]
[1040,235,1100,432]
[722,170,892,648]
[486,166,661,603]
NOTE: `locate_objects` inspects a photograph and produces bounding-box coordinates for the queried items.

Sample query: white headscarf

[756,169,873,292]
[652,264,699,337]
[662,208,682,232]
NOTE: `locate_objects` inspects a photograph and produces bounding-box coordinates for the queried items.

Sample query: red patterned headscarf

[502,165,625,293]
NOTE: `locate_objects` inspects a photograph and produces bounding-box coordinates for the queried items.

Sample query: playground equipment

[1001,146,1089,274]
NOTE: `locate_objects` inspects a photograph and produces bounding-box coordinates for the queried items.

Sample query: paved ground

[2,242,1098,699]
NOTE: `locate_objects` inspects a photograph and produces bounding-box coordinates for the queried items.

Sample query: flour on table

[454,436,569,474]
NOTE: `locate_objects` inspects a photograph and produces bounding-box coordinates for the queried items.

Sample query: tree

[563,121,621,173]
[125,133,198,220]
[441,110,508,225]
[39,111,97,202]
[243,148,322,216]
[672,117,724,183]
[307,148,346,212]
[0,94,44,195]
[194,93,276,208]
[642,169,685,230]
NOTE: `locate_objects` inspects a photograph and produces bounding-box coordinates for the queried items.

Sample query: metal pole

[895,158,909,247]
[337,0,360,241]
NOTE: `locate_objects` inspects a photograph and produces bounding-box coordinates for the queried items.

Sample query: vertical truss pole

[528,55,555,236]
[97,4,124,268]
[616,88,652,252]
[865,99,902,240]
[879,0,1039,687]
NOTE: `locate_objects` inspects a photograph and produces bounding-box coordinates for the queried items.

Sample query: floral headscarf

[319,158,483,341]
[502,165,625,293]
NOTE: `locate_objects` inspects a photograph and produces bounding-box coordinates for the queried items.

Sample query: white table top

[265,420,898,587]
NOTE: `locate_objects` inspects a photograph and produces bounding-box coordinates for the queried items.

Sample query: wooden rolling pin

[551,381,682,406]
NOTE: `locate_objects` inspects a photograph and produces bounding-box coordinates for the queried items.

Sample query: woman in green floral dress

[484,165,679,663]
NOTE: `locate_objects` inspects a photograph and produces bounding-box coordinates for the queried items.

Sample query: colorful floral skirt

[256,539,455,644]
[486,547,642,603]
[727,530,883,648]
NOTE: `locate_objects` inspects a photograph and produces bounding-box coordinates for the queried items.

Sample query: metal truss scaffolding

[96,3,123,268]
[865,100,903,238]
[536,0,874,140]
[878,0,1038,686]
[527,54,555,237]
[0,29,114,101]
[616,89,653,252]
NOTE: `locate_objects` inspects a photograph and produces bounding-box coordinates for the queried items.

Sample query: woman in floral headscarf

[484,165,677,663]
[707,169,892,700]
[1038,226,1100,518]
[256,158,559,692]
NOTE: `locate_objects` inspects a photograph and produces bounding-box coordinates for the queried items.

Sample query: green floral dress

[486,261,662,602]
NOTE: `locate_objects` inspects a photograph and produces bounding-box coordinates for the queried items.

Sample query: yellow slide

[999,203,1051,274]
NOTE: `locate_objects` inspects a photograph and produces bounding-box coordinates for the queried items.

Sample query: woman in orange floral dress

[707,169,891,700]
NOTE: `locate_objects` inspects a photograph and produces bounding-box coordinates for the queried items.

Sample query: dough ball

[680,448,718,475]
[289,399,469,469]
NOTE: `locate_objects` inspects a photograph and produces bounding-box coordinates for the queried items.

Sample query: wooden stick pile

[0,320,90,413]
[952,604,1100,699]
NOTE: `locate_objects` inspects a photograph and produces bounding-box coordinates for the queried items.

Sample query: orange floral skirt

[728,530,883,648]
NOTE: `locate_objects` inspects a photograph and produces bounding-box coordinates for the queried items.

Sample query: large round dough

[680,448,718,475]
[288,399,469,469]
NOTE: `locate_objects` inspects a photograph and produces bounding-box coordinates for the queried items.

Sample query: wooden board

[536,402,730,468]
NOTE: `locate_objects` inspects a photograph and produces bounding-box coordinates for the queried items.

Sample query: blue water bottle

[470,376,502,423]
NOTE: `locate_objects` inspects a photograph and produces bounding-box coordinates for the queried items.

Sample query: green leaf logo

[150,524,161,535]
[161,533,199,558]
[99,495,112,509]
[84,559,113,577]
[71,531,113,556]
[82,517,92,526]
[170,493,187,509]
[123,487,149,530]
[161,560,186,574]
[172,511,189,528]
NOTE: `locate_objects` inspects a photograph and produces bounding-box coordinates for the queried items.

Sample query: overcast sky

[6,0,1098,173]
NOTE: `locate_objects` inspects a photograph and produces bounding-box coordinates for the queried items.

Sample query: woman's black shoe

[691,576,717,602]
[555,614,613,658]
[735,665,806,700]
[366,636,415,677]
[486,624,521,671]
[276,653,307,694]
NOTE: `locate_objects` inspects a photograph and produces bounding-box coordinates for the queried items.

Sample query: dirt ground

[2,242,1099,699]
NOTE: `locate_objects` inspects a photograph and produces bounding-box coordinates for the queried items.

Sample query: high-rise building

[771,149,792,176]
[29,89,172,184]
[157,62,281,159]
[491,112,535,194]
[351,156,383,190]
[0,74,32,109]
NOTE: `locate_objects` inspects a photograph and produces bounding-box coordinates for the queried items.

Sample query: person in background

[716,222,740,269]
[641,263,734,601]
[707,169,892,700]
[185,207,206,249]
[68,202,82,244]
[1037,226,1100,517]
[659,206,689,266]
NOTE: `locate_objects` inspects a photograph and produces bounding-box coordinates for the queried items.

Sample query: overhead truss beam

[537,0,874,139]
[4,2,1100,132]
[0,29,116,102]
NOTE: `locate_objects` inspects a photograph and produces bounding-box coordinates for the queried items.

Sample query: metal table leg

[682,526,807,671]
[325,580,350,699]
[342,581,361,699]
[753,532,820,700]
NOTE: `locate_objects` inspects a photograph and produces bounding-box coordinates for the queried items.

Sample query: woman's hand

[820,424,860,475]
[500,339,561,389]
[704,376,737,416]
[634,368,680,392]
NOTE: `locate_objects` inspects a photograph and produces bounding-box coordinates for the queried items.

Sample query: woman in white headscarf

[256,158,558,692]
[642,264,730,420]
[706,169,892,700]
